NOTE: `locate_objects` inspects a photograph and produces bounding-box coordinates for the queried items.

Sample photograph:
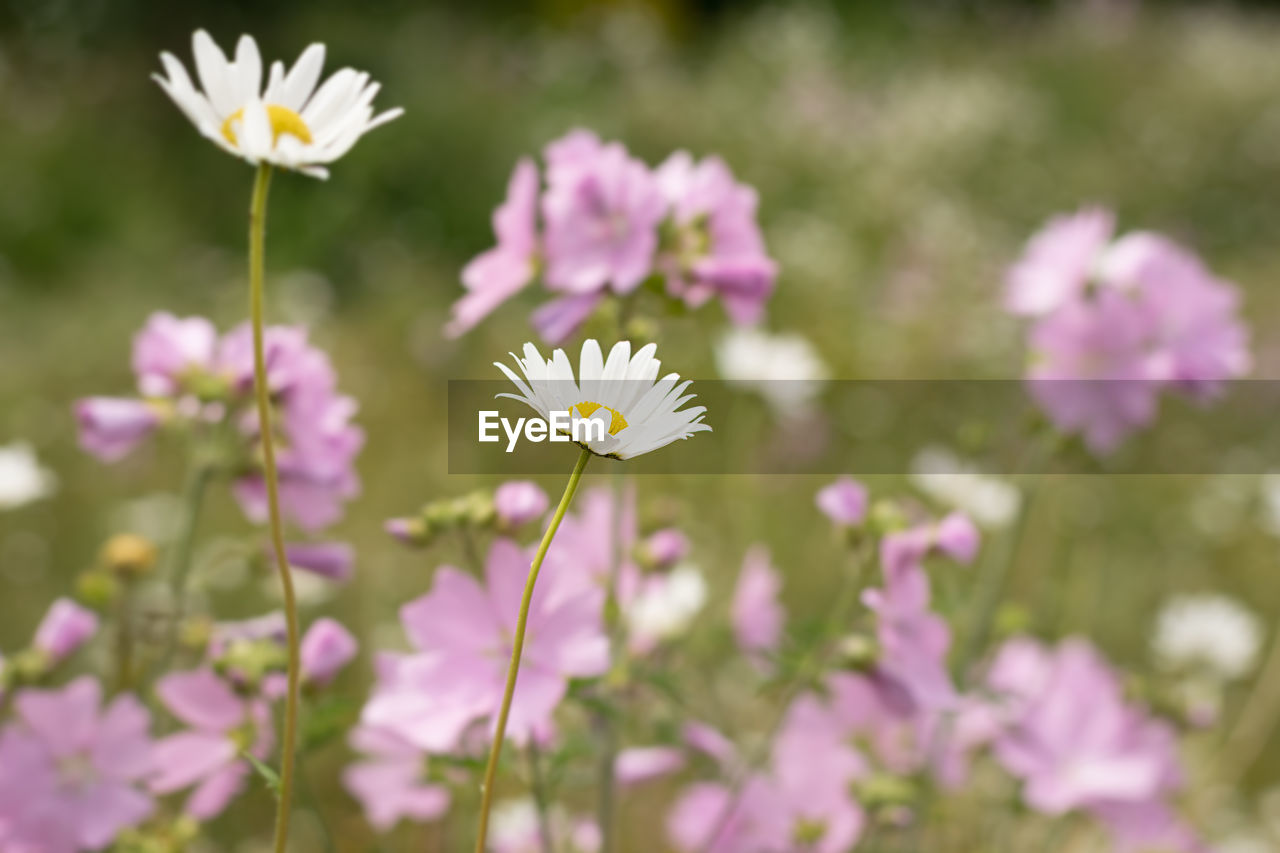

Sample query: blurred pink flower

[987,637,1200,850]
[342,724,450,832]
[149,667,272,819]
[656,151,777,325]
[32,597,98,664]
[131,311,217,397]
[1102,232,1251,396]
[283,541,355,582]
[641,527,689,569]
[447,159,541,337]
[494,480,549,527]
[542,130,665,296]
[1005,207,1114,316]
[397,538,609,744]
[1026,289,1161,453]
[1012,211,1249,453]
[219,323,364,531]
[815,476,868,526]
[74,398,161,462]
[300,617,357,686]
[0,678,153,852]
[731,545,784,658]
[79,313,363,532]
[530,292,605,345]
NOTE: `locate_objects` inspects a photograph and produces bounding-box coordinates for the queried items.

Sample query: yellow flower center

[221,105,313,147]
[573,401,628,435]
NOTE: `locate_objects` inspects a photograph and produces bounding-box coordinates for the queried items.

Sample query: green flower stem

[474,447,592,853]
[159,461,213,668]
[596,470,626,853]
[246,163,302,853]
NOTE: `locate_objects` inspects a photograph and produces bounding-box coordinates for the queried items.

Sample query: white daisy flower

[1152,594,1263,680]
[153,30,402,179]
[714,326,828,415]
[495,339,711,460]
[0,443,57,510]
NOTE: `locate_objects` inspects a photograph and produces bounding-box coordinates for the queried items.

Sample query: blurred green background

[3,1,1280,849]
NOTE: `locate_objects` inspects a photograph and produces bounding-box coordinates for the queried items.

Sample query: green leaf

[243,752,282,799]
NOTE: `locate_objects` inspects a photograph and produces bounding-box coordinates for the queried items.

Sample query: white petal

[192,30,238,117]
[282,43,326,111]
[233,34,263,104]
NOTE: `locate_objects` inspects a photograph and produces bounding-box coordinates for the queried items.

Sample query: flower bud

[76,569,119,607]
[32,598,98,664]
[282,541,354,583]
[934,512,979,564]
[493,481,548,528]
[74,397,160,462]
[101,533,158,579]
[816,476,868,527]
[301,618,358,686]
[639,528,689,570]
[384,516,429,546]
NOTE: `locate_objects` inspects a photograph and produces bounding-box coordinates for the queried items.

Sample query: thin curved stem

[246,163,301,853]
[474,447,592,853]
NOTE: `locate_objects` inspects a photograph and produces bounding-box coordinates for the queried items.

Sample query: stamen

[573,401,628,435]
[221,105,314,147]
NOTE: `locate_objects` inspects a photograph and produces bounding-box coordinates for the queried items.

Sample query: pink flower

[74,397,161,462]
[987,637,1198,849]
[397,538,609,744]
[32,598,98,664]
[1026,289,1161,453]
[0,678,153,852]
[301,618,357,686]
[1005,207,1115,316]
[640,528,689,569]
[667,780,769,853]
[149,668,272,819]
[131,312,217,397]
[541,131,666,296]
[283,541,355,582]
[656,151,777,324]
[731,545,784,657]
[219,323,364,531]
[531,292,605,345]
[1102,232,1250,395]
[342,724,450,832]
[815,476,868,526]
[864,548,956,714]
[934,512,980,564]
[494,480,549,528]
[81,313,363,532]
[1011,213,1249,454]
[447,159,541,337]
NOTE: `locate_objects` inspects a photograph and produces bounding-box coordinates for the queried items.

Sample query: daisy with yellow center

[496,339,711,460]
[153,30,402,179]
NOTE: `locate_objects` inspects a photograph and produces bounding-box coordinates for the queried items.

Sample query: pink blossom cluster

[1007,209,1250,452]
[150,613,356,821]
[75,312,363,573]
[346,482,699,832]
[666,477,1199,853]
[447,129,777,343]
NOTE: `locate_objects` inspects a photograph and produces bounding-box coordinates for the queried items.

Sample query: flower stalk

[246,162,303,853]
[474,446,592,853]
